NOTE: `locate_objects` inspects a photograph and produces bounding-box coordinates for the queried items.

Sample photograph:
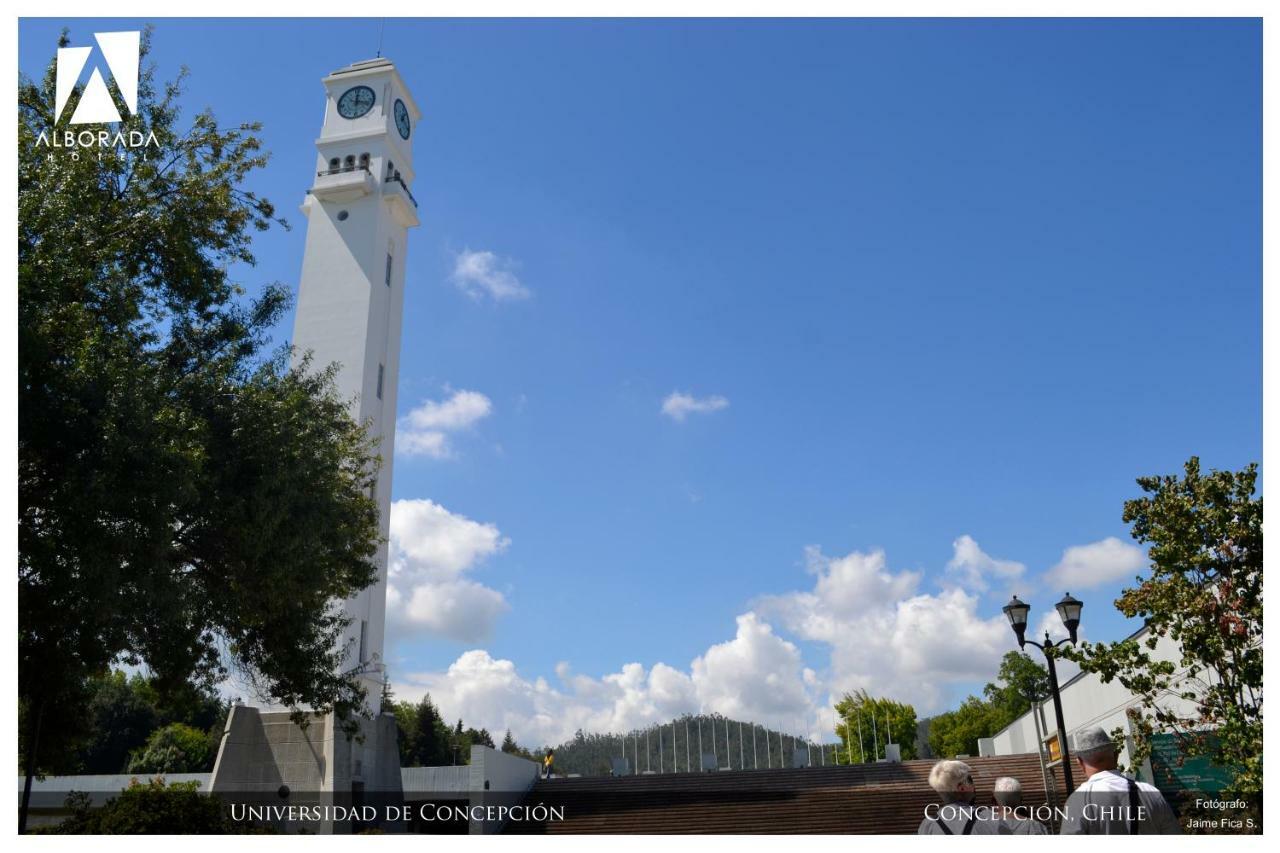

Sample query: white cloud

[393,535,1128,746]
[398,389,492,459]
[403,390,492,431]
[757,546,1012,715]
[944,534,1026,593]
[399,652,688,748]
[397,613,820,747]
[690,613,813,726]
[452,249,530,301]
[390,498,508,578]
[755,548,920,643]
[387,499,510,643]
[396,542,1013,747]
[1043,537,1145,591]
[397,430,450,459]
[388,580,508,646]
[661,391,729,422]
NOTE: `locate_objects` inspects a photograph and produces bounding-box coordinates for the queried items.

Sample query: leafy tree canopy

[926,652,1048,759]
[45,780,232,835]
[19,27,382,785]
[834,689,918,762]
[127,723,216,775]
[1066,457,1262,794]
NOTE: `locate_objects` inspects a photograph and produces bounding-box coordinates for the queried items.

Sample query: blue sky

[19,18,1261,745]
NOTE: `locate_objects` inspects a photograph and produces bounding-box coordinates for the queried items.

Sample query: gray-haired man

[1058,726,1181,834]
[917,760,1006,834]
[993,777,1049,834]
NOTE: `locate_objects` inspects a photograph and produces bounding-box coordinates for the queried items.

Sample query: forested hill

[542,713,848,778]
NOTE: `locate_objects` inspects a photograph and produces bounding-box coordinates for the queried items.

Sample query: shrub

[127,723,216,774]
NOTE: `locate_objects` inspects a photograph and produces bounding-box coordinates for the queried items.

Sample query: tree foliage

[500,729,520,754]
[393,696,453,767]
[45,779,231,834]
[19,669,228,775]
[77,672,159,774]
[927,696,1001,759]
[927,652,1048,759]
[18,28,382,780]
[127,723,215,774]
[1066,457,1262,793]
[984,651,1050,720]
[834,690,918,762]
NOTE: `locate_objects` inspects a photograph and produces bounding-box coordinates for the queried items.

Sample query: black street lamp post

[1001,593,1084,793]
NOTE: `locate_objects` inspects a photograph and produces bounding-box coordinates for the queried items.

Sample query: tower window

[358,620,368,663]
[343,154,355,171]
[359,152,370,169]
[328,157,340,171]
[376,363,384,400]
[385,252,393,287]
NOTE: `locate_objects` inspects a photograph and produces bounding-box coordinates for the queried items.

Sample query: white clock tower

[292,56,420,701]
[209,58,420,832]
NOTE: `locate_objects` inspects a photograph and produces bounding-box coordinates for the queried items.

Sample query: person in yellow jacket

[543,749,555,780]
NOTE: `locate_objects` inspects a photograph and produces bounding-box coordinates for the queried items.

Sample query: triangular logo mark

[69,68,122,124]
[54,31,140,125]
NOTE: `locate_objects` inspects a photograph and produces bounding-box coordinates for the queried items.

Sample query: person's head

[993,777,1023,809]
[1071,726,1118,775]
[928,759,976,804]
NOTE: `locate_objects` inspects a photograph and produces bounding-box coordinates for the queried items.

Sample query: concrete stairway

[509,754,1065,834]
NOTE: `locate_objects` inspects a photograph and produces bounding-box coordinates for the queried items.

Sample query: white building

[990,625,1201,779]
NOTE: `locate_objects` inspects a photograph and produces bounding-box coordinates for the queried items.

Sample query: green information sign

[1147,733,1235,794]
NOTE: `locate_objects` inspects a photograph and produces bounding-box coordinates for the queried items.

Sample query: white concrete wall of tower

[207,705,405,833]
[990,625,1204,774]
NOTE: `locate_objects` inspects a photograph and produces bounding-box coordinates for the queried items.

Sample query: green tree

[926,652,1048,759]
[127,722,216,774]
[983,651,1050,721]
[833,690,918,762]
[1066,457,1262,794]
[392,700,418,765]
[19,31,381,828]
[406,695,451,767]
[80,672,160,774]
[500,729,519,753]
[466,727,495,749]
[927,696,1000,759]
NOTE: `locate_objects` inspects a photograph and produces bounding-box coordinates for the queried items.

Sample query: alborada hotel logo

[35,30,159,156]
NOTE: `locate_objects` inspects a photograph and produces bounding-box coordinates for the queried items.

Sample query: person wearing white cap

[917,759,1006,834]
[993,777,1049,834]
[1058,725,1181,834]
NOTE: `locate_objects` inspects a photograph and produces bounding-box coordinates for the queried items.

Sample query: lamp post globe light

[1002,593,1085,793]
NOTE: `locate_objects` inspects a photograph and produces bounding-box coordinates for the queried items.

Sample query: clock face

[337,86,375,119]
[394,99,411,140]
